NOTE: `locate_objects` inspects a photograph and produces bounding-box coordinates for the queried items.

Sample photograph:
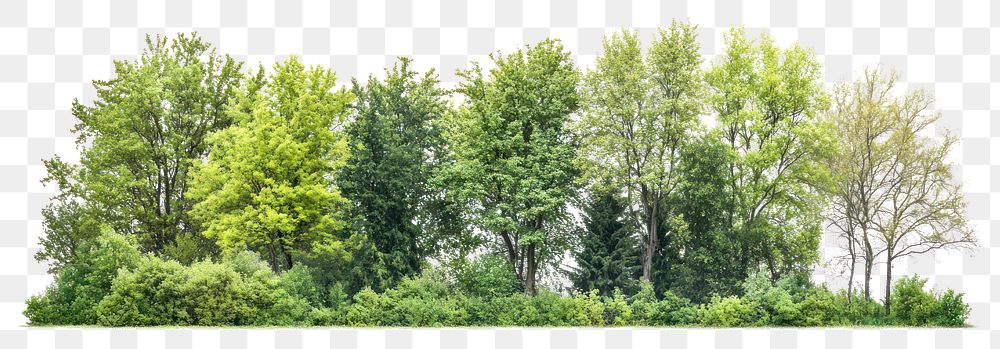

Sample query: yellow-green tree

[187,56,354,273]
[706,28,836,282]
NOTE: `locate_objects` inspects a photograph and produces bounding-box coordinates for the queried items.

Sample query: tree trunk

[267,242,280,274]
[525,244,537,296]
[642,200,658,282]
[847,256,856,303]
[884,256,893,314]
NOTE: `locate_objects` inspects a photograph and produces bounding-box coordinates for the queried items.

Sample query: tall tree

[339,58,455,290]
[576,23,703,282]
[828,67,898,301]
[38,33,243,267]
[444,39,580,295]
[187,56,354,273]
[706,28,836,282]
[570,184,642,296]
[830,68,976,312]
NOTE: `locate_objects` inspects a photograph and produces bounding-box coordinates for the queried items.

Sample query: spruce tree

[570,185,642,296]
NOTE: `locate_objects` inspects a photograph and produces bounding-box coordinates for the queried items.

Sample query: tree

[444,38,580,295]
[705,28,836,282]
[38,33,243,264]
[829,69,976,312]
[828,67,899,301]
[339,58,456,290]
[187,56,354,273]
[576,22,703,282]
[659,134,743,302]
[570,184,642,296]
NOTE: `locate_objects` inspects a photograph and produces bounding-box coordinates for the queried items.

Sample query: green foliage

[571,185,642,296]
[187,56,354,273]
[445,38,580,294]
[93,251,315,326]
[699,296,763,327]
[28,31,975,329]
[889,276,938,326]
[25,231,142,325]
[576,23,704,283]
[453,254,522,299]
[934,290,970,327]
[39,33,242,262]
[706,27,835,282]
[340,58,457,291]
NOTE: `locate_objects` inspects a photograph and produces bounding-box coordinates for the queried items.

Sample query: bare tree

[829,67,976,311]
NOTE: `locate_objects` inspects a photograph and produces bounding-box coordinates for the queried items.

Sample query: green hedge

[25,233,970,327]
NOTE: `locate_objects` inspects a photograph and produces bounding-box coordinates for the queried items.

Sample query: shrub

[24,231,141,325]
[890,276,937,326]
[700,296,763,327]
[933,290,969,327]
[603,291,633,325]
[453,255,521,299]
[630,281,662,326]
[742,272,801,326]
[278,265,325,307]
[345,288,388,326]
[660,291,698,325]
[96,257,190,326]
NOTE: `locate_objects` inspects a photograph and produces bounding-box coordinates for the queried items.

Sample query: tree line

[26,24,975,326]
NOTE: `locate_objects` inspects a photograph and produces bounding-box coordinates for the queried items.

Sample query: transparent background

[0,0,996,348]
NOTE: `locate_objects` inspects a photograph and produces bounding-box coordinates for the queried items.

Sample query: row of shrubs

[25,232,970,327]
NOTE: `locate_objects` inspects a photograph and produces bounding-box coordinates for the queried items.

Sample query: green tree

[444,38,580,295]
[570,184,642,296]
[38,33,243,265]
[339,58,456,290]
[705,28,836,282]
[187,56,354,273]
[659,134,743,302]
[576,23,703,281]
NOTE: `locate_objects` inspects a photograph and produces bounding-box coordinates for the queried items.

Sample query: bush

[96,257,190,326]
[699,296,763,327]
[93,252,313,326]
[933,290,969,327]
[890,276,937,326]
[25,231,142,325]
[453,255,521,299]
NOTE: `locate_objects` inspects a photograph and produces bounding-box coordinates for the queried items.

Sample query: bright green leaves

[706,28,835,281]
[188,56,353,273]
[445,38,580,294]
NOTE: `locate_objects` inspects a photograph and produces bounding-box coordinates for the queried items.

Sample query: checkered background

[0,0,997,348]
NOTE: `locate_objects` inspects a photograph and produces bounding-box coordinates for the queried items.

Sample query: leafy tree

[705,28,836,282]
[659,134,743,302]
[570,184,642,296]
[576,23,703,281]
[443,39,580,295]
[38,33,243,264]
[339,58,456,290]
[829,68,975,312]
[187,56,354,273]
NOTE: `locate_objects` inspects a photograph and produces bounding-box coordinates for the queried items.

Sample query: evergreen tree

[570,185,642,296]
[339,58,457,290]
